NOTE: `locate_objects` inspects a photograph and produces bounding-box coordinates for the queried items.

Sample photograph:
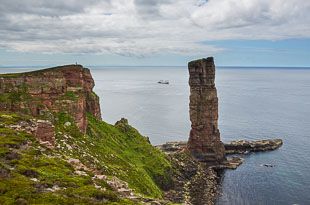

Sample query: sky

[0,0,310,67]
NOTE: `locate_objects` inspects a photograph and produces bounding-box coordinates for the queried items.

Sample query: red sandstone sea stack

[187,57,225,163]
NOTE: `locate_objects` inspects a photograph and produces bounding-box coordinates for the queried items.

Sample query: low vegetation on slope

[0,112,174,204]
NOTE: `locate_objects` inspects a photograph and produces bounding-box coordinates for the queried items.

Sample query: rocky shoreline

[157,139,283,156]
[163,151,219,205]
[224,139,283,154]
[157,138,283,204]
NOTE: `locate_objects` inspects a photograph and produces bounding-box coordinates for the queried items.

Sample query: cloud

[0,0,106,16]
[190,0,310,39]
[0,0,309,56]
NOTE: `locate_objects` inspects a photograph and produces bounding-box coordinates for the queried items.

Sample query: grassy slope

[87,114,173,196]
[0,112,173,204]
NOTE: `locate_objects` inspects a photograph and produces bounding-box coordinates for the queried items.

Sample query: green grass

[0,73,24,78]
[62,91,79,101]
[0,64,84,78]
[0,113,30,125]
[0,112,138,204]
[0,91,31,104]
[0,111,173,204]
[86,114,173,197]
[54,112,173,198]
[0,82,35,116]
[0,65,175,203]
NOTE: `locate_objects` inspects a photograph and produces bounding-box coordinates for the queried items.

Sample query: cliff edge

[0,65,101,133]
[0,66,174,204]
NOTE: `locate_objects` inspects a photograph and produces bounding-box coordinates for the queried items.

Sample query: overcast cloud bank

[1,0,310,57]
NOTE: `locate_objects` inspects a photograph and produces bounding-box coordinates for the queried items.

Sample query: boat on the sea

[260,163,275,168]
[158,80,169,84]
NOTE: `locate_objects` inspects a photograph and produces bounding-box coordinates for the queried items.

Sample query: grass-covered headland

[0,65,182,204]
[0,111,175,204]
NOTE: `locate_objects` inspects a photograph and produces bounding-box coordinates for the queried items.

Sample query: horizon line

[1,65,310,69]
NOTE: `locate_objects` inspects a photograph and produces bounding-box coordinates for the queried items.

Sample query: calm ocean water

[1,66,310,205]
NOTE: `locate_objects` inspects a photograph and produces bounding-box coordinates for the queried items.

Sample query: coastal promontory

[0,65,174,204]
[0,65,101,133]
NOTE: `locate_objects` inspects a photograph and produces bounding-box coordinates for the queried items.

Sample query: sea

[1,66,310,205]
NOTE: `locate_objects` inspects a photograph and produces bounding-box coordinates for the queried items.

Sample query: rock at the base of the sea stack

[187,57,225,163]
[224,139,283,154]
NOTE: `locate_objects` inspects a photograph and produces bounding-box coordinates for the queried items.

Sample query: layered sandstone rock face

[0,65,101,133]
[187,57,225,163]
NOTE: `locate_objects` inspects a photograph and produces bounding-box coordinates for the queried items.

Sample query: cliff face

[0,66,174,204]
[0,65,101,133]
[187,57,225,163]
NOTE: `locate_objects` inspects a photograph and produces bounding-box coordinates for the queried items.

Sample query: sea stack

[187,57,225,163]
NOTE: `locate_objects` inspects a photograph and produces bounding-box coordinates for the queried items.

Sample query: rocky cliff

[0,66,174,205]
[0,65,101,133]
[187,57,225,163]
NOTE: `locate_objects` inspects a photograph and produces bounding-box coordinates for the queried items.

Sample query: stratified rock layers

[0,65,101,133]
[187,57,225,163]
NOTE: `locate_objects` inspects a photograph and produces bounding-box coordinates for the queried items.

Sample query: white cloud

[193,0,310,40]
[0,0,309,56]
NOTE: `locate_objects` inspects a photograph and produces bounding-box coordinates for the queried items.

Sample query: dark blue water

[1,66,310,204]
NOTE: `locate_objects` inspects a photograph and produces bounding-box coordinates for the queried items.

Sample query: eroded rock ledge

[224,139,283,154]
[157,139,283,156]
[157,139,283,170]
[158,138,284,204]
[158,139,283,203]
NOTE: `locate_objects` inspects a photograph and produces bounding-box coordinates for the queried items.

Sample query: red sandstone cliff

[187,57,225,163]
[0,65,101,133]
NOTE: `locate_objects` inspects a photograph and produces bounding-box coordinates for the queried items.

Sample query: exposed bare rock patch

[6,119,55,148]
